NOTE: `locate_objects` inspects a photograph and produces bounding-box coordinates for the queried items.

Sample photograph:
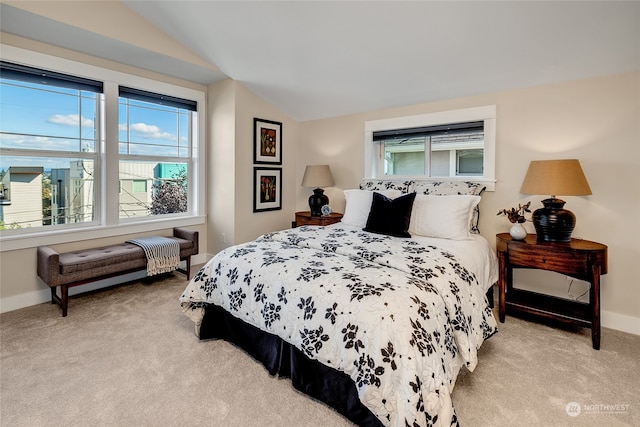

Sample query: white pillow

[342,189,402,228]
[408,194,481,240]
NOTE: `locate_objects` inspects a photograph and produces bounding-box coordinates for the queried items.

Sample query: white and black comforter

[180,224,498,427]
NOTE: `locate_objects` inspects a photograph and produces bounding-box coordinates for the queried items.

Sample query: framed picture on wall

[254,118,282,164]
[253,167,282,212]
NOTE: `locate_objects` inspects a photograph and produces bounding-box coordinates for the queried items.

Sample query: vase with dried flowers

[497,201,531,240]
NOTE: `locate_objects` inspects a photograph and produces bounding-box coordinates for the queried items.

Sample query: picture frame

[254,118,282,164]
[253,167,282,212]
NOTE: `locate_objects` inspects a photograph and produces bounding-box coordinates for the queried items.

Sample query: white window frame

[364,105,496,191]
[0,45,206,251]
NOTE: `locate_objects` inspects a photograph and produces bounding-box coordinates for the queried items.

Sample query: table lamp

[301,164,335,216]
[520,159,592,242]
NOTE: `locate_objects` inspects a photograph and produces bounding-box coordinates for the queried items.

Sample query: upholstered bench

[37,227,198,317]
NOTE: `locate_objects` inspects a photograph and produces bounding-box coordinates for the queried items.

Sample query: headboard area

[358,179,486,234]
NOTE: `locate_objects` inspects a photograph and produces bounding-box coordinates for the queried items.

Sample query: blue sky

[0,79,188,171]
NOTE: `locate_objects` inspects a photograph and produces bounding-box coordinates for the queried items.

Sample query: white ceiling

[3,1,639,122]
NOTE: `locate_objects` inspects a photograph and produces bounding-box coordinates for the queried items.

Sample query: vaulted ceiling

[2,1,639,121]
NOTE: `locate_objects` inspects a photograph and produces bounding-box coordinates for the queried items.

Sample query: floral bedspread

[180,225,497,427]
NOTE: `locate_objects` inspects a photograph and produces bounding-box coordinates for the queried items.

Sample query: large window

[364,106,496,190]
[118,87,196,219]
[0,51,204,245]
[0,61,101,229]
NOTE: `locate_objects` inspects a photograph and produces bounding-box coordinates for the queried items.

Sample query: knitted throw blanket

[126,236,180,276]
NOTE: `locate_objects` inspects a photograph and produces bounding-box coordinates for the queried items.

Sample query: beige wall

[208,80,299,255]
[208,79,238,255]
[233,83,299,241]
[297,72,640,334]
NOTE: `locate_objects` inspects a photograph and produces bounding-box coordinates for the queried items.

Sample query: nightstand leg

[498,251,506,322]
[591,265,601,350]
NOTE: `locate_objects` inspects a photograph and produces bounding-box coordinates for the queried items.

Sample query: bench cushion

[59,238,193,274]
[60,244,141,274]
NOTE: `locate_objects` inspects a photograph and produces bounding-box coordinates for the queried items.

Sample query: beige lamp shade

[301,165,335,188]
[520,159,591,243]
[520,159,592,197]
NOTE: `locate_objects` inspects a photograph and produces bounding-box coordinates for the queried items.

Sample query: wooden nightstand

[496,233,607,349]
[294,211,343,227]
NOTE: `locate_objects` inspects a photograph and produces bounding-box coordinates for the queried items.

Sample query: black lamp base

[308,188,329,216]
[532,198,576,243]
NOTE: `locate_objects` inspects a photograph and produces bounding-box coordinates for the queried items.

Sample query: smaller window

[364,106,496,190]
[375,122,484,178]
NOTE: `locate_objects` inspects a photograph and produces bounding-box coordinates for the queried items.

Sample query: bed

[180,180,498,427]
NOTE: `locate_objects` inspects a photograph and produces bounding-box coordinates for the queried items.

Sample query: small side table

[294,211,343,227]
[496,233,607,349]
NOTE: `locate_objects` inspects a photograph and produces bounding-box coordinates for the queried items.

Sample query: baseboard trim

[602,310,640,336]
[1,253,209,314]
[1,288,51,314]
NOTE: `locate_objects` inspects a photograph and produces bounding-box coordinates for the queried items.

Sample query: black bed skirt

[200,304,384,427]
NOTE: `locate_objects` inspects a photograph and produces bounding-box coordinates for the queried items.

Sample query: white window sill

[0,215,206,252]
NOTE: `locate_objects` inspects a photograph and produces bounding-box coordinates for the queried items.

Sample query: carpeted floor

[1,271,638,427]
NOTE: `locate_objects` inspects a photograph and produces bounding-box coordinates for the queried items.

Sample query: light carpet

[1,271,638,426]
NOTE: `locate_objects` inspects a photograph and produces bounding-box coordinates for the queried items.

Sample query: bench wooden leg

[51,285,69,317]
[61,285,68,317]
[177,256,192,280]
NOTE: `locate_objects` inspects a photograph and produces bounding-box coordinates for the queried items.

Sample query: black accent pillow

[364,192,416,238]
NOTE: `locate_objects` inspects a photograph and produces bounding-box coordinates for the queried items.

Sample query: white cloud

[120,122,176,141]
[0,133,81,151]
[48,114,94,127]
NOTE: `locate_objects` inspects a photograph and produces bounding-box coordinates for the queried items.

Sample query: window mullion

[103,81,120,226]
[449,150,457,177]
[425,136,432,177]
[77,92,82,152]
[0,147,96,159]
[187,113,193,214]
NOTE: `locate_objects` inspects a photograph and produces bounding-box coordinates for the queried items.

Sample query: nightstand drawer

[296,216,319,226]
[507,244,590,279]
[294,211,343,227]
